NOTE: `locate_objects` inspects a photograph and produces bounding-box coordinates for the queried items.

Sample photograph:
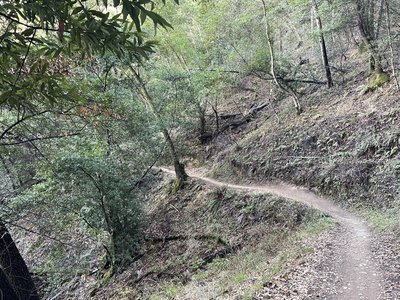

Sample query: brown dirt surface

[161,167,398,300]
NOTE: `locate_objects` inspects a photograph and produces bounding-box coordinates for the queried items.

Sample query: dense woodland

[0,0,399,299]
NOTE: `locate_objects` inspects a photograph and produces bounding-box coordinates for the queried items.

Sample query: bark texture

[0,221,39,300]
[313,0,333,88]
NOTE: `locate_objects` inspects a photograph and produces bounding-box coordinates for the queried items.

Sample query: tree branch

[0,12,68,33]
[2,219,74,247]
[0,132,81,146]
[0,110,50,140]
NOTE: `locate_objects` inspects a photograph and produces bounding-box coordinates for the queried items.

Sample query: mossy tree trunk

[355,0,389,90]
[355,0,386,74]
[0,221,39,300]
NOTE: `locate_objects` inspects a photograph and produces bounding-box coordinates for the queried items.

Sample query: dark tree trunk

[0,221,39,300]
[199,113,206,137]
[313,0,333,88]
[210,102,219,137]
[0,268,19,300]
[198,110,209,144]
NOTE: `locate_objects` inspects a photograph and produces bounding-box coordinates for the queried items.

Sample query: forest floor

[161,167,399,300]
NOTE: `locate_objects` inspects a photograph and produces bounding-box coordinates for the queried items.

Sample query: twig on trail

[170,204,180,212]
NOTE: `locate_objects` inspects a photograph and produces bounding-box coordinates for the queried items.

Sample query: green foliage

[0,0,178,109]
[1,0,400,296]
[361,207,399,233]
[38,156,145,267]
[55,158,144,265]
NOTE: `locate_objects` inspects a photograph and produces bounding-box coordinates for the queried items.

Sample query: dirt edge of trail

[160,167,385,300]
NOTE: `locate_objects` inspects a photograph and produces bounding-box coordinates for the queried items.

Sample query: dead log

[144,234,227,246]
[220,112,242,120]
[199,243,242,268]
[220,101,268,120]
[134,243,242,283]
[249,102,268,115]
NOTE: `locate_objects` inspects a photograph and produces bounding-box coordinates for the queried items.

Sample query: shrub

[53,157,146,269]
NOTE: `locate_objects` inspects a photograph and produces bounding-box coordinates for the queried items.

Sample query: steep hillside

[206,77,400,234]
[43,177,328,299]
[41,73,400,300]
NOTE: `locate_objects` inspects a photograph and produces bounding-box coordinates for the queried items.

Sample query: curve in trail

[160,167,384,300]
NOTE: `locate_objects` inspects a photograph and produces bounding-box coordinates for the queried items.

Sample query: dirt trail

[160,167,385,300]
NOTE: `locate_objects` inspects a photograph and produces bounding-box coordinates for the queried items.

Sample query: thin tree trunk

[168,44,208,139]
[375,0,385,39]
[0,154,17,191]
[261,0,302,114]
[129,66,188,187]
[199,112,206,136]
[0,221,39,300]
[313,0,333,88]
[385,0,399,90]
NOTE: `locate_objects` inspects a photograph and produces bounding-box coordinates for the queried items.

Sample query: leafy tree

[0,0,177,296]
[50,157,145,268]
[129,65,188,187]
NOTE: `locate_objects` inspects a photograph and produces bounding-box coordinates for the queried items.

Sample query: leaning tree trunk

[313,0,333,88]
[0,221,39,300]
[162,128,188,187]
[129,66,188,187]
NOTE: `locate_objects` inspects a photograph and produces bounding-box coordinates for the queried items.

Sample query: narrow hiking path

[160,167,386,300]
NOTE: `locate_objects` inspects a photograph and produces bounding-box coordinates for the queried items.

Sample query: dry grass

[147,217,334,300]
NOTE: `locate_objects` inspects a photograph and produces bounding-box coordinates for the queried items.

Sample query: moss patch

[367,71,389,91]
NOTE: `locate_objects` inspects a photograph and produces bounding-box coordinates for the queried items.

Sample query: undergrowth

[209,102,400,234]
[148,216,334,299]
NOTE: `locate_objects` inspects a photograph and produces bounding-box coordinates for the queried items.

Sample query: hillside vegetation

[0,0,399,299]
[209,76,400,233]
